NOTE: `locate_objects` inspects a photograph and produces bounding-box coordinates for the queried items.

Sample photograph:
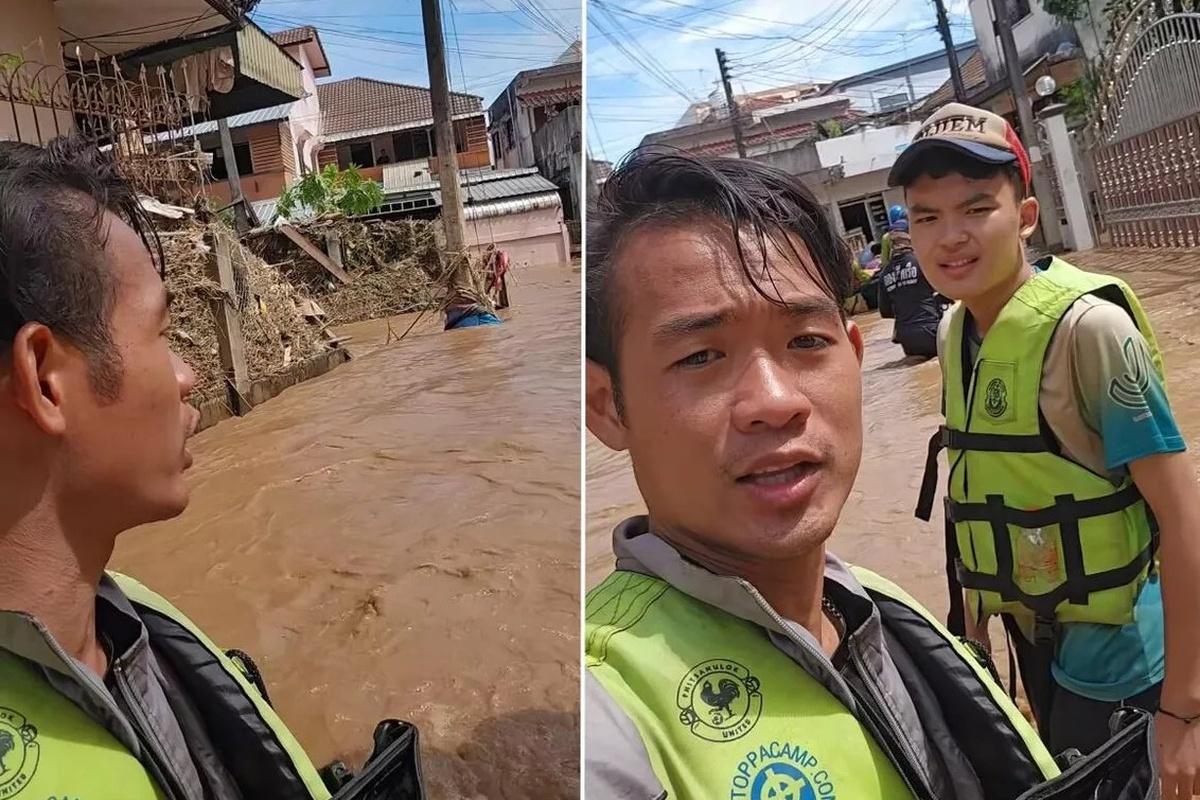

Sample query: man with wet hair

[0,138,328,798]
[584,149,1058,798]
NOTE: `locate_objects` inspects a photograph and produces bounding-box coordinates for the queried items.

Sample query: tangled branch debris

[244,217,494,325]
[162,218,326,401]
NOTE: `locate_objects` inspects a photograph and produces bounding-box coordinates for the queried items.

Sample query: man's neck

[654,525,833,650]
[0,499,114,678]
[965,257,1035,338]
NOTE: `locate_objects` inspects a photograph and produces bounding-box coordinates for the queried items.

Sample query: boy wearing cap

[893,103,1200,796]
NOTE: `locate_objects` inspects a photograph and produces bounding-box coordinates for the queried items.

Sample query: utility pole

[421,0,467,256]
[933,0,967,102]
[993,0,1063,249]
[715,48,747,158]
[217,118,252,234]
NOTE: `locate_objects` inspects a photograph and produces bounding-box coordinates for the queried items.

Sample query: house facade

[820,41,978,115]
[489,42,582,219]
[315,77,490,184]
[190,26,491,208]
[640,94,854,158]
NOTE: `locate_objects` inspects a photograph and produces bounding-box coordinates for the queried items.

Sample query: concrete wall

[284,43,322,174]
[753,141,822,175]
[465,203,569,268]
[815,123,921,176]
[532,105,581,218]
[969,0,1081,83]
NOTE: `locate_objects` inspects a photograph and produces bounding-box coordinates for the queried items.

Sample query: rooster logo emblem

[0,707,39,795]
[677,660,763,742]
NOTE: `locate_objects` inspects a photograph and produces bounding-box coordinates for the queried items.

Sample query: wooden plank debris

[279,223,351,284]
[206,231,252,416]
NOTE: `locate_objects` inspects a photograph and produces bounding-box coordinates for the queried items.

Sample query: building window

[209,142,253,180]
[453,119,469,153]
[347,142,375,168]
[394,128,433,161]
[504,118,515,150]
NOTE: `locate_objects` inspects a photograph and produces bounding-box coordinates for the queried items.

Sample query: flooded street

[587,248,1200,684]
[114,263,581,799]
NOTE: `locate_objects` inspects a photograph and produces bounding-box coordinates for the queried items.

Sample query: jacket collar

[611,515,880,647]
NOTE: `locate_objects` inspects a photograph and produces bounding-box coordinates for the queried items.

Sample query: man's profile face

[587,223,864,562]
[58,212,199,530]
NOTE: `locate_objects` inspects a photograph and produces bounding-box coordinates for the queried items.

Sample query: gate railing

[1089,0,1200,247]
[0,52,209,203]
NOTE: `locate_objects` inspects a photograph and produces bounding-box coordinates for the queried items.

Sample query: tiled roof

[270,26,317,47]
[919,51,989,113]
[316,78,482,138]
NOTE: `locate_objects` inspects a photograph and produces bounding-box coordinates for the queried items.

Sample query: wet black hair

[586,147,852,401]
[898,146,1027,200]
[0,137,164,400]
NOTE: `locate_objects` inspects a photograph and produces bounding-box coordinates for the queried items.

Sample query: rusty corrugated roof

[316,78,482,139]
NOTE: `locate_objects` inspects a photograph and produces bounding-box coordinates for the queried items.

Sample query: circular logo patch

[751,761,814,800]
[676,659,762,742]
[730,742,838,800]
[0,707,39,798]
[984,377,1008,418]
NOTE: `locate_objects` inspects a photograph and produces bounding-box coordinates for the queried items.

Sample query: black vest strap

[945,486,1157,621]
[915,426,1053,522]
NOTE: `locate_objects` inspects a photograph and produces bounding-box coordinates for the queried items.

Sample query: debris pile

[161,219,327,401]
[245,218,452,325]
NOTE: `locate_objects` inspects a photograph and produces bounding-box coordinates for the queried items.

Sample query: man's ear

[1018,195,1040,240]
[586,359,629,452]
[7,323,68,436]
[846,319,864,365]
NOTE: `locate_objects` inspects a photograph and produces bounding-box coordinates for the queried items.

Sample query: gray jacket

[0,576,243,799]
[585,517,989,800]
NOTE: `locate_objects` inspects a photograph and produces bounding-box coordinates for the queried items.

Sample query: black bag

[1017,708,1157,800]
[325,720,427,800]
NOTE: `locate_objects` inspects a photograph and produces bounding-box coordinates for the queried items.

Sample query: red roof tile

[270,26,317,47]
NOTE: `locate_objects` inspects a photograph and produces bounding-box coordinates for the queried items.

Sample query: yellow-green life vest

[917,257,1163,631]
[585,566,1057,799]
[0,573,330,800]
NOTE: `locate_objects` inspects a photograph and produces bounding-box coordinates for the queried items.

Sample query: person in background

[0,138,329,799]
[880,204,907,266]
[896,102,1200,798]
[877,218,946,359]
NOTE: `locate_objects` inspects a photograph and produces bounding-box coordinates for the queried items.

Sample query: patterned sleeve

[1070,301,1186,470]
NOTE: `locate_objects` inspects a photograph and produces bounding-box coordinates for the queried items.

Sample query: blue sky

[249,0,581,108]
[587,0,975,162]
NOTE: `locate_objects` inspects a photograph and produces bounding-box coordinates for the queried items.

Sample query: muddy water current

[586,249,1200,691]
[114,263,581,799]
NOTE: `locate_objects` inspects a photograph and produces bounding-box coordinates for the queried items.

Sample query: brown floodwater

[586,249,1200,690]
[114,262,581,799]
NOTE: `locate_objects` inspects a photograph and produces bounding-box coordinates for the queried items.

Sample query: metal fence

[0,52,207,203]
[1090,1,1200,247]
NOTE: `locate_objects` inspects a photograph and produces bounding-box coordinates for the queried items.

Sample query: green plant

[1060,73,1099,122]
[816,119,843,140]
[275,164,384,220]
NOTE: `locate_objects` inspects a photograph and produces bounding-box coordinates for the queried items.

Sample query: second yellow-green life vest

[917,257,1163,630]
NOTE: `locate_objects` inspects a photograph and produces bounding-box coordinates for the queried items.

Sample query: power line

[588,9,696,103]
